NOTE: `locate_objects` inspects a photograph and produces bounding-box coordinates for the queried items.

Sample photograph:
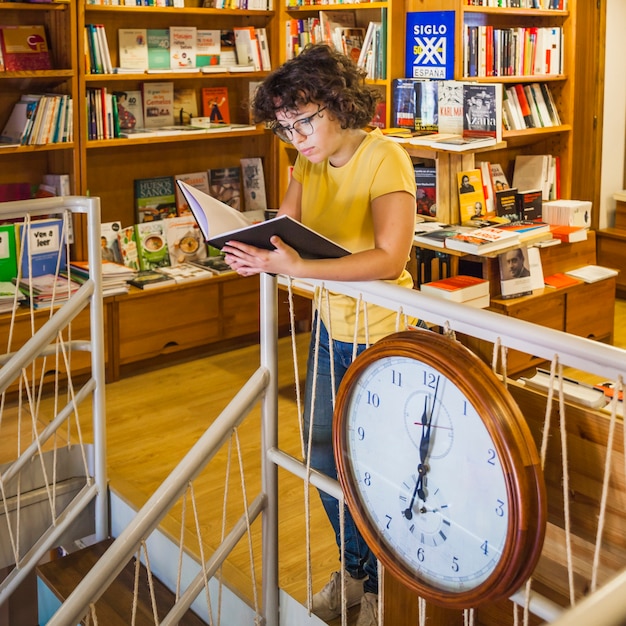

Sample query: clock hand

[403,377,440,519]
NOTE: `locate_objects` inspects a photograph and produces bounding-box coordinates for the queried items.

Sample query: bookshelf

[77,2,279,241]
[275,1,405,200]
[0,1,79,206]
[407,0,606,220]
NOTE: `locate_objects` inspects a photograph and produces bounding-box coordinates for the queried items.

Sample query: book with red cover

[0,25,52,71]
[549,225,588,243]
[420,275,489,302]
[543,273,581,289]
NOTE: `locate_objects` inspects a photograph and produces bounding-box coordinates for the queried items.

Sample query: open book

[176,180,349,259]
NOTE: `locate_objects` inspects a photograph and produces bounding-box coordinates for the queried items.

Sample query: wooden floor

[2,300,626,625]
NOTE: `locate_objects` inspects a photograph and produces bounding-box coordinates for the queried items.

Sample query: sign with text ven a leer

[405,11,455,80]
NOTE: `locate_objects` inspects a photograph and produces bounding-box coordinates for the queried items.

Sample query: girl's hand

[222,236,303,276]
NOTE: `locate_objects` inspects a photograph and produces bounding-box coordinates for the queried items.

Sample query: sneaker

[355,592,378,626]
[312,570,365,621]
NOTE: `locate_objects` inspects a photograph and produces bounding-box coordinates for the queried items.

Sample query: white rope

[175,484,189,601]
[554,362,576,606]
[303,287,324,613]
[286,278,306,458]
[189,480,215,625]
[142,540,161,625]
[233,427,261,624]
[590,375,622,592]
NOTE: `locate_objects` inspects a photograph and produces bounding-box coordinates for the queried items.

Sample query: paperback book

[134,175,177,223]
[142,81,174,128]
[201,86,230,124]
[174,171,210,215]
[208,166,241,211]
[497,247,533,299]
[0,25,52,71]
[177,180,349,259]
[420,275,489,303]
[413,166,437,217]
[118,28,148,70]
[457,169,489,224]
[100,221,123,263]
[134,221,171,271]
[17,218,67,278]
[147,29,170,71]
[169,26,196,69]
[0,223,17,282]
[445,226,520,255]
[462,83,503,142]
[240,157,268,213]
[164,215,208,266]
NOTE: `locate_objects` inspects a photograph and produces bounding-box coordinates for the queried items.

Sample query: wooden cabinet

[0,2,80,209]
[459,233,616,375]
[112,274,311,380]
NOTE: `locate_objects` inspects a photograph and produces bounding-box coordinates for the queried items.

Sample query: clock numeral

[451,556,459,572]
[392,369,402,387]
[363,472,372,487]
[416,547,425,562]
[366,390,380,408]
[357,426,365,441]
[385,514,392,529]
[423,371,439,389]
[495,498,505,517]
[487,448,497,466]
[481,540,489,556]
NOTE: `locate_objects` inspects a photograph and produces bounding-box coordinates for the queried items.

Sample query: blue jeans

[303,319,377,594]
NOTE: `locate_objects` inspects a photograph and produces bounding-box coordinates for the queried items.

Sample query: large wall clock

[333,329,547,608]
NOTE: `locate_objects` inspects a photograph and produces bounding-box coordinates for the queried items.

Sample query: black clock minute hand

[403,376,440,520]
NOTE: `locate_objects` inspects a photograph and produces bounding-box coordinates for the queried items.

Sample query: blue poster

[405,11,455,80]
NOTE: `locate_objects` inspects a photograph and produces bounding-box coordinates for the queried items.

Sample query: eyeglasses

[271,106,327,144]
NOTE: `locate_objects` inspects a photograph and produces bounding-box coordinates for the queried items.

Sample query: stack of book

[420,275,490,309]
[0,281,25,314]
[15,274,82,310]
[69,260,136,297]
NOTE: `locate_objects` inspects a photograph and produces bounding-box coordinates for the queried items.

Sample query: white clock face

[344,354,511,594]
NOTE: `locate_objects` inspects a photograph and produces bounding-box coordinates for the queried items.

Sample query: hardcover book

[134,221,171,271]
[201,86,230,124]
[240,157,268,213]
[516,189,543,221]
[0,25,52,71]
[177,180,349,259]
[413,166,437,217]
[420,275,489,303]
[118,28,148,70]
[498,247,533,299]
[128,269,175,290]
[169,26,196,69]
[147,29,170,70]
[462,83,503,142]
[208,166,241,211]
[142,81,174,128]
[134,175,177,223]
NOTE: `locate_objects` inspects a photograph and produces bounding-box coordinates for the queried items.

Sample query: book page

[176,180,253,240]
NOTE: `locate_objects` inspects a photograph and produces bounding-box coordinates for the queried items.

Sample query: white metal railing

[0,196,108,606]
[1,196,625,625]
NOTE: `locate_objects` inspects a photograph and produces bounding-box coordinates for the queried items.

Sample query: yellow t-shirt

[292,128,417,343]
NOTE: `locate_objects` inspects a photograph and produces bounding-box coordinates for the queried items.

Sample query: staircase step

[36,539,206,625]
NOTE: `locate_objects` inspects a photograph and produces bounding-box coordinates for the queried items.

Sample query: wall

[599,0,626,228]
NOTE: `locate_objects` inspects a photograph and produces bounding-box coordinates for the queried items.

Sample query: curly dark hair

[251,44,381,129]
